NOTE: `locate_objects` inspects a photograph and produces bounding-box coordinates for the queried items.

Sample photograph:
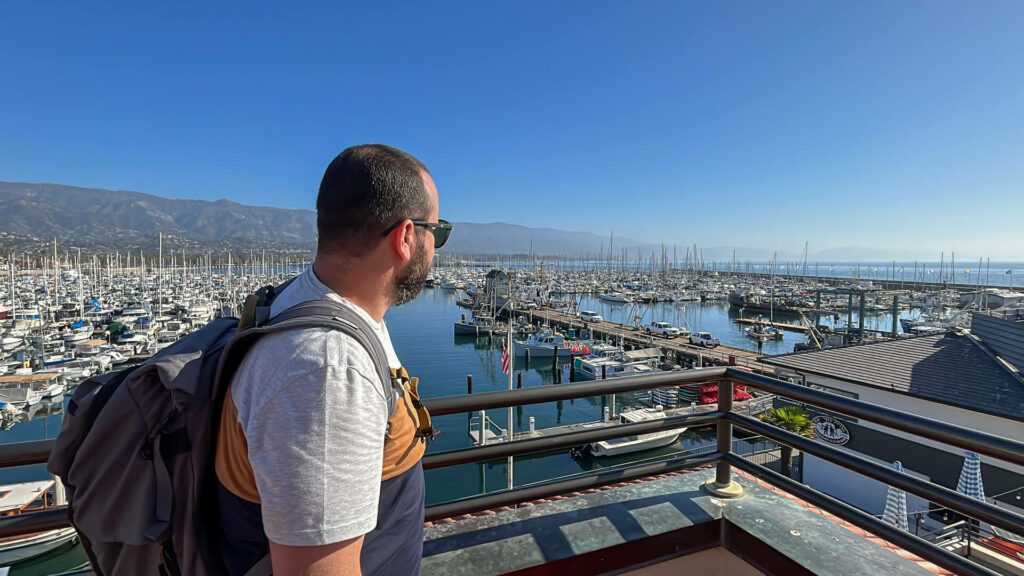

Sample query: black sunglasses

[382,219,453,248]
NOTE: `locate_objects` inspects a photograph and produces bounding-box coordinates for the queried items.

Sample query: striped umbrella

[882,460,909,531]
[956,451,986,502]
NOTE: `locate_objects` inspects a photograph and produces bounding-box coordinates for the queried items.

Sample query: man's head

[315,144,442,308]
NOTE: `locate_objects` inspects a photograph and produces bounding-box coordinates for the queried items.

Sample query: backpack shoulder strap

[238,275,303,333]
[217,299,397,418]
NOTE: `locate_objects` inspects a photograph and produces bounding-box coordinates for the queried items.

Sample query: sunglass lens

[434,220,452,248]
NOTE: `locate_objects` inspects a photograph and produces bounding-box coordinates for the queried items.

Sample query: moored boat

[588,407,687,457]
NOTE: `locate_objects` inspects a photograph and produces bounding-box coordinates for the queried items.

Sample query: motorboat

[599,292,633,304]
[575,347,662,381]
[454,315,502,336]
[0,480,78,565]
[62,322,94,344]
[0,374,48,407]
[513,328,586,358]
[745,323,783,342]
[588,408,687,457]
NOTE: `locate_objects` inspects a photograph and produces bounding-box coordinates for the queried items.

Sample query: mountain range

[0,181,934,262]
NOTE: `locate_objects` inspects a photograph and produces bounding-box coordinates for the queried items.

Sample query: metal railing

[2,367,1024,576]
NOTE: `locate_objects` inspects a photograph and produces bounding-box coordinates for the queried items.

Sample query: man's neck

[312,258,390,323]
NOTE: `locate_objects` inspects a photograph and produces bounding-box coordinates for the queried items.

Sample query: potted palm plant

[759,406,815,478]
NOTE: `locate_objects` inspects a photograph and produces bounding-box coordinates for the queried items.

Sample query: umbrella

[958,451,1024,543]
[956,451,986,502]
[882,460,909,531]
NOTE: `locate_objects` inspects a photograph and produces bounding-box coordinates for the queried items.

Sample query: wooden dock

[515,308,769,371]
[468,395,776,445]
[732,318,811,333]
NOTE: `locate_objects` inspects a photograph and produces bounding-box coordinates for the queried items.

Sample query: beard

[393,237,431,307]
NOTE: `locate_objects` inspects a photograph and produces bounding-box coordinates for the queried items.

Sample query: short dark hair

[316,144,432,255]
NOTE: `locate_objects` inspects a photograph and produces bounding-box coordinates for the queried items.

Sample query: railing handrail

[731,412,1024,538]
[729,368,1024,466]
[423,412,720,470]
[1,367,1020,576]
[422,366,729,415]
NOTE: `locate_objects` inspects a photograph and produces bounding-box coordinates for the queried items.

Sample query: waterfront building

[761,309,1024,531]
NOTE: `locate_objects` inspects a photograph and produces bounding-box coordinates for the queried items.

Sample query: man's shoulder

[230,327,387,420]
[238,326,377,379]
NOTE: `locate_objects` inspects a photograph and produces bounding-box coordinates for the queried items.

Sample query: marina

[0,255,1022,573]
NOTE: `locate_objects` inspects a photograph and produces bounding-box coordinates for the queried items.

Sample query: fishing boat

[588,407,687,457]
[0,480,78,566]
[513,327,586,357]
[453,314,502,336]
[575,347,662,381]
[745,321,783,342]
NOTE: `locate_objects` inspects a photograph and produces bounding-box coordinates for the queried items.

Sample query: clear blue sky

[1,1,1021,260]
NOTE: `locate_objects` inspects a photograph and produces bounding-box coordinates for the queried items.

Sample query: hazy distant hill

[0,181,316,253]
[0,181,659,257]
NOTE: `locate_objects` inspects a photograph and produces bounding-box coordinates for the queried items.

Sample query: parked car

[644,321,680,338]
[579,310,604,323]
[689,331,720,348]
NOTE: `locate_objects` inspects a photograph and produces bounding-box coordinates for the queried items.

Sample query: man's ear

[388,219,416,263]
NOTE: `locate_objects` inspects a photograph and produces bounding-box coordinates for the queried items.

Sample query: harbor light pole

[506,299,515,491]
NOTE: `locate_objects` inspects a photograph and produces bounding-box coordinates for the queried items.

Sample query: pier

[469,394,776,445]
[513,308,769,371]
[731,318,811,333]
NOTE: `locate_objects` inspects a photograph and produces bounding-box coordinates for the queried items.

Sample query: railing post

[479,410,486,446]
[704,379,744,498]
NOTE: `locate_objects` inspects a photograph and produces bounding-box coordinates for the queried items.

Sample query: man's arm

[269,536,364,576]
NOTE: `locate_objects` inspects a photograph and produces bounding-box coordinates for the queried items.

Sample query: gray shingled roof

[760,332,1024,422]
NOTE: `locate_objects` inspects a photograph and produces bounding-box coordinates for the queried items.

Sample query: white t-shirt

[228,266,399,546]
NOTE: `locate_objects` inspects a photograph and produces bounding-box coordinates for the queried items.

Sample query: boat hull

[589,428,686,457]
[0,527,78,565]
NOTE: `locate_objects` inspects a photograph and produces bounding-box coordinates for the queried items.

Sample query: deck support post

[704,379,744,498]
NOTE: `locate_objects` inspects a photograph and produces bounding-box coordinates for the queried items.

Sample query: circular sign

[812,415,850,446]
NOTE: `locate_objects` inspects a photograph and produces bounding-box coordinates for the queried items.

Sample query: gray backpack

[47,287,398,576]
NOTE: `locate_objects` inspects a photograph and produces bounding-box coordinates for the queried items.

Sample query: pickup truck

[644,321,680,338]
[689,331,721,348]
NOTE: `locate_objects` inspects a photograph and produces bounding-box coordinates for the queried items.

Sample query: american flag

[501,345,511,374]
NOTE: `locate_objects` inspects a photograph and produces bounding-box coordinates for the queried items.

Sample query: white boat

[453,315,502,336]
[588,408,687,457]
[62,323,94,344]
[0,526,78,565]
[0,338,21,353]
[0,374,52,407]
[575,348,662,381]
[599,292,633,303]
[74,339,108,356]
[0,480,78,565]
[745,323,783,342]
[513,328,585,358]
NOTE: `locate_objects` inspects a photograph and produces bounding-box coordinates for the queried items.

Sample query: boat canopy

[622,348,661,361]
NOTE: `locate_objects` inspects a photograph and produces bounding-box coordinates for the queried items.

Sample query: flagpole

[507,299,515,491]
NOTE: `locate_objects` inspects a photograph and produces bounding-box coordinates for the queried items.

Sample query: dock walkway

[518,308,767,371]
[732,318,811,333]
[468,395,776,445]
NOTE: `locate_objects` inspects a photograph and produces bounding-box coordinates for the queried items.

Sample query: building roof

[760,332,1024,422]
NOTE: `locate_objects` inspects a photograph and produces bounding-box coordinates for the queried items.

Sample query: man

[215,144,451,575]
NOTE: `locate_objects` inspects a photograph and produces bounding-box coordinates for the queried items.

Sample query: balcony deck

[422,466,944,575]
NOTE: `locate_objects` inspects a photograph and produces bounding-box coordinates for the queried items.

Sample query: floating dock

[468,395,775,445]
[731,318,811,333]
[506,308,769,371]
